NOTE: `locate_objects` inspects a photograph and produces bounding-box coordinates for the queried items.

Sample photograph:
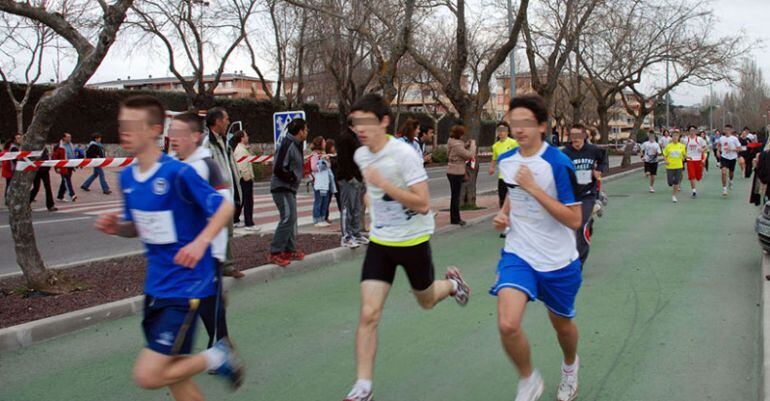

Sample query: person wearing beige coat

[446,125,476,225]
[232,131,258,231]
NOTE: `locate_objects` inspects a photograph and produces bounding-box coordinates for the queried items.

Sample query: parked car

[755,201,770,252]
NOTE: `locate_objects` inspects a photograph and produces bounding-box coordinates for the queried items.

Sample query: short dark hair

[725,124,733,129]
[174,112,203,133]
[287,118,307,136]
[325,138,336,154]
[229,130,246,150]
[744,126,750,131]
[450,125,466,139]
[688,125,697,130]
[120,95,165,126]
[91,133,102,141]
[205,107,227,128]
[570,123,586,131]
[350,93,391,122]
[509,95,548,124]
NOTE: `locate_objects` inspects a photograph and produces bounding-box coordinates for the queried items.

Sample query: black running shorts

[644,162,658,176]
[361,241,435,291]
[721,157,737,172]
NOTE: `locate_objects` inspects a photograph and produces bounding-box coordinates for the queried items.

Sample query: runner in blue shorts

[96,95,243,401]
[491,95,584,401]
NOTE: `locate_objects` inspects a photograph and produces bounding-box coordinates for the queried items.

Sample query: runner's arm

[516,165,582,230]
[366,168,430,214]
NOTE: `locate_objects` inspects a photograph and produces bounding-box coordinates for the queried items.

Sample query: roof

[89,73,274,87]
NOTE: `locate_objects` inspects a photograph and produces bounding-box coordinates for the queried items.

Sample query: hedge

[1,84,498,146]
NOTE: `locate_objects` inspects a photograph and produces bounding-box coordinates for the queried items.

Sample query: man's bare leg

[497,288,533,378]
[547,311,578,365]
[413,279,454,309]
[355,280,391,381]
[169,378,205,401]
[133,349,207,390]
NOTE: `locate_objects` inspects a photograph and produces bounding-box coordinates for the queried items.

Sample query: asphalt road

[0,166,761,401]
[0,163,501,276]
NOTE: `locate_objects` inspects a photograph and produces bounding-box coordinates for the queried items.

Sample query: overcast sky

[17,0,770,107]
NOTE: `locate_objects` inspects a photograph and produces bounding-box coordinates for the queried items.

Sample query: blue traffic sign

[273,111,306,147]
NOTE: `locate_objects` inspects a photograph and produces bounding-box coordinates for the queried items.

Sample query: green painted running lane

[1,168,762,401]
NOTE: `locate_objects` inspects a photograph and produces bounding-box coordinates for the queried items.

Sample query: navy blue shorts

[489,251,582,318]
[142,296,199,355]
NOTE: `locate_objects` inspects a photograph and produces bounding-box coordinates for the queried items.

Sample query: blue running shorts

[142,296,199,355]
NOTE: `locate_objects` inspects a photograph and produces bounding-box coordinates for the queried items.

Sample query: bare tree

[1,0,134,292]
[0,10,57,134]
[129,0,258,111]
[408,0,530,206]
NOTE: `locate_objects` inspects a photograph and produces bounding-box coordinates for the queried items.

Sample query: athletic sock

[354,379,372,394]
[449,279,459,294]
[562,359,578,374]
[203,346,227,370]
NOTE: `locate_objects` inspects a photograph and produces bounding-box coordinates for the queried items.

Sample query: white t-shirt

[498,142,580,272]
[748,133,757,142]
[719,135,742,160]
[684,136,708,160]
[641,141,662,163]
[354,138,435,245]
[659,136,672,150]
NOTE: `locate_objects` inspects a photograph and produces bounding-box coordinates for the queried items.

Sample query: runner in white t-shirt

[639,131,662,193]
[659,130,672,150]
[684,126,708,198]
[717,125,743,196]
[341,93,471,401]
[492,95,583,401]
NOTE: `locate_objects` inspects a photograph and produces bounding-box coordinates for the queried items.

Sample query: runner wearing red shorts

[684,126,708,198]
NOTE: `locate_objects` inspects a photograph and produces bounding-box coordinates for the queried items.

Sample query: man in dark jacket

[269,118,308,266]
[80,133,111,194]
[30,145,57,211]
[336,128,368,248]
[561,123,607,266]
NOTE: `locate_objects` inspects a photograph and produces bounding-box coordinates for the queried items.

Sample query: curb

[0,167,636,352]
[762,252,770,401]
[0,210,496,352]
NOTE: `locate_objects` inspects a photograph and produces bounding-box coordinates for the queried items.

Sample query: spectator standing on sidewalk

[396,118,422,157]
[54,132,77,202]
[336,127,368,248]
[2,133,21,203]
[446,125,476,226]
[310,136,336,227]
[80,133,112,194]
[419,127,435,165]
[231,130,258,232]
[30,144,57,211]
[269,118,308,266]
[325,139,340,224]
[206,107,244,278]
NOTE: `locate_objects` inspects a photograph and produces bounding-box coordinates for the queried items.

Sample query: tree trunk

[621,117,644,167]
[15,106,23,134]
[597,106,611,144]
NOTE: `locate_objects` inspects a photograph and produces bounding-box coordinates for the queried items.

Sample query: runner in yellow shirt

[489,121,520,207]
[663,131,686,203]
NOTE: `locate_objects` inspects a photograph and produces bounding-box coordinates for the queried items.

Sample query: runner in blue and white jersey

[96,95,242,401]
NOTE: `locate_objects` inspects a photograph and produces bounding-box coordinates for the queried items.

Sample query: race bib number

[131,209,177,245]
[372,199,412,227]
[508,188,544,218]
[576,170,593,185]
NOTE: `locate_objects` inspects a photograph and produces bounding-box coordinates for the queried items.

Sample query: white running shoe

[446,266,470,306]
[557,359,579,401]
[354,235,370,246]
[729,180,734,190]
[672,196,678,203]
[244,225,260,232]
[723,188,728,197]
[234,222,245,228]
[649,187,655,193]
[343,385,373,401]
[515,369,544,401]
[341,237,359,248]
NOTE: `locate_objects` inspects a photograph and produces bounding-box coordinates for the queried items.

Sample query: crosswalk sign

[273,111,306,148]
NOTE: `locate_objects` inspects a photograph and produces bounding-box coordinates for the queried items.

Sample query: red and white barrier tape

[17,157,135,172]
[0,151,42,161]
[236,154,274,164]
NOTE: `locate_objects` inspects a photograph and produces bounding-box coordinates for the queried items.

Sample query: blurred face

[689,128,696,137]
[241,132,249,144]
[213,111,230,135]
[570,129,586,148]
[648,133,656,142]
[496,127,509,141]
[168,120,201,159]
[348,111,388,148]
[14,134,22,144]
[63,133,72,143]
[672,132,681,142]
[426,129,434,141]
[507,107,545,149]
[118,107,162,156]
[725,127,734,135]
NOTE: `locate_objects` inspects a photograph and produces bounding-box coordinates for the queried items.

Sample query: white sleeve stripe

[565,201,582,206]
[406,175,428,186]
